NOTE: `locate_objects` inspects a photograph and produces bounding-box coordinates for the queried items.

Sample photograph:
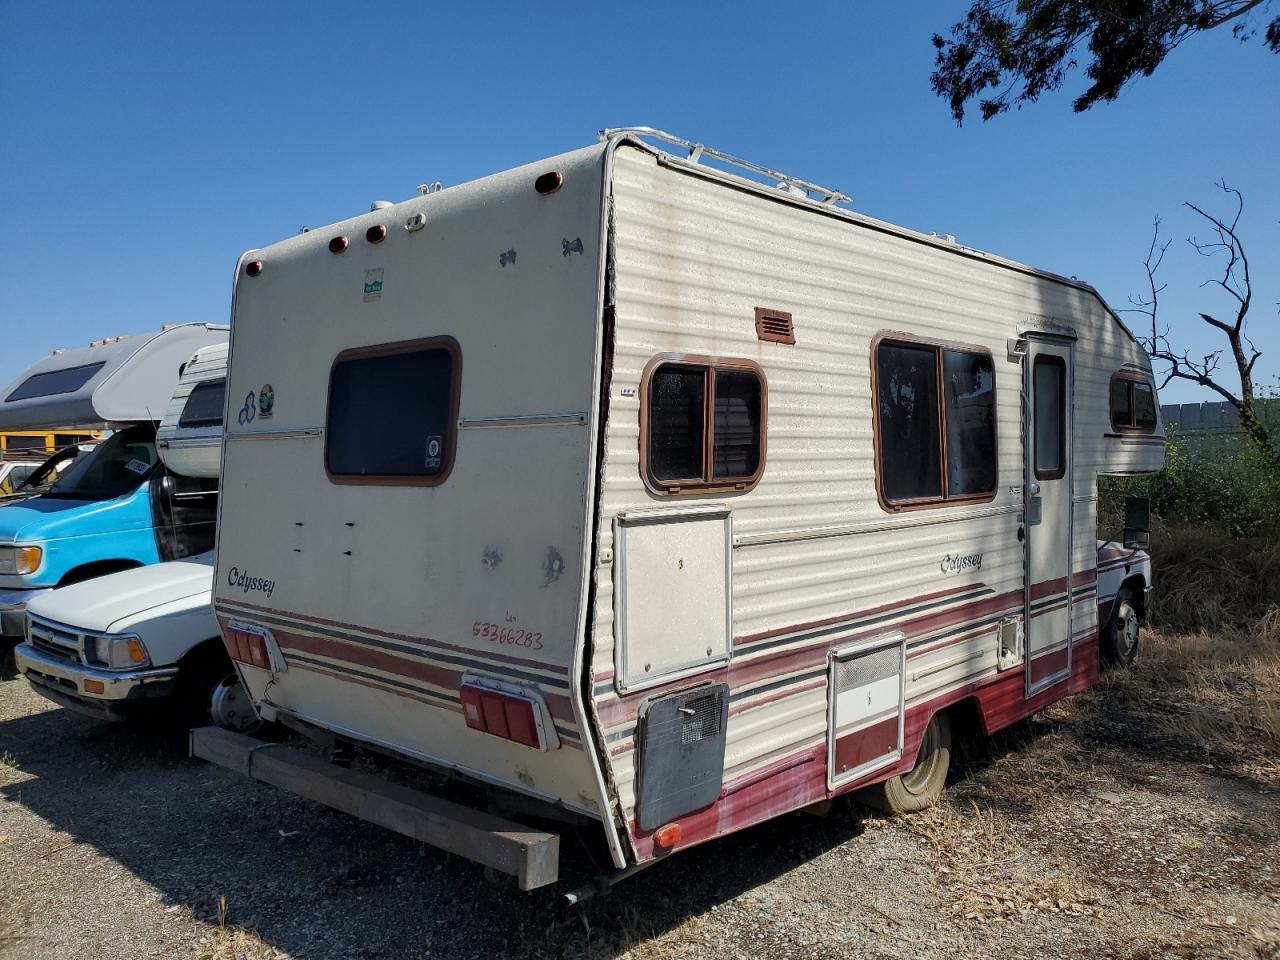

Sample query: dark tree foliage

[932,0,1279,122]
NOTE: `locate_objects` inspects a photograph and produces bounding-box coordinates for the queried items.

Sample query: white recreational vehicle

[194,129,1164,891]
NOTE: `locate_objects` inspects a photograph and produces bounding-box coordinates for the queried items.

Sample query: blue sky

[1,1,1276,404]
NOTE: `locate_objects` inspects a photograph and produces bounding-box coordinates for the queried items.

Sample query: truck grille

[27,616,86,665]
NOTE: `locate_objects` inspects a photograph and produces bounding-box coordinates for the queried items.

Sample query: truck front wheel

[1102,586,1141,668]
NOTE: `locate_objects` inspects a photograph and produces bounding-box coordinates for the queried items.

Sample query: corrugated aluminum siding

[589,144,1160,856]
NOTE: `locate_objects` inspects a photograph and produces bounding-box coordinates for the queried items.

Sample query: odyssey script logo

[940,552,983,575]
[227,565,276,598]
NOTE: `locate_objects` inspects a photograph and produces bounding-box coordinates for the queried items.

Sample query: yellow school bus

[0,429,103,459]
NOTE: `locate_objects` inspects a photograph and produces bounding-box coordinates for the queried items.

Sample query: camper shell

[156,342,228,478]
[0,325,228,432]
[198,130,1164,888]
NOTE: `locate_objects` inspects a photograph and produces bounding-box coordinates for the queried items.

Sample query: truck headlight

[91,634,151,670]
[0,545,42,576]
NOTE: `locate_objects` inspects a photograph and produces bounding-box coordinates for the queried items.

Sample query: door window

[1033,356,1065,480]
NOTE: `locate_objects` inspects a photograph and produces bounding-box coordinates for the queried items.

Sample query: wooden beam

[191,726,559,890]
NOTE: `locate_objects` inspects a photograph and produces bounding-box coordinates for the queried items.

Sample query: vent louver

[754,307,795,345]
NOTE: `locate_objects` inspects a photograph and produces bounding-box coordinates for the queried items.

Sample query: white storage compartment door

[615,506,732,692]
[828,633,906,789]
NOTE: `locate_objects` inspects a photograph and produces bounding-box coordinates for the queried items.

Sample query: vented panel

[833,644,899,693]
[754,307,795,345]
[636,684,730,830]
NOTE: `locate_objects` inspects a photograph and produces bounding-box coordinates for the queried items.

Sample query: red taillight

[459,682,548,749]
[223,623,277,670]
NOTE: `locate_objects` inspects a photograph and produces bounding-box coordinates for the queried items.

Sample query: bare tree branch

[1134,183,1278,470]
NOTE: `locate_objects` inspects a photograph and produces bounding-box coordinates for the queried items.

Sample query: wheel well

[57,559,143,588]
[1119,574,1148,622]
[942,696,986,741]
[177,636,231,672]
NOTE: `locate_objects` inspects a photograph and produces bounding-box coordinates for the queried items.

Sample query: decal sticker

[237,389,256,425]
[425,435,442,470]
[124,458,151,475]
[258,383,274,419]
[363,268,384,303]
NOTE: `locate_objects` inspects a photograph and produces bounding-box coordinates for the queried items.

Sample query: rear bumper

[0,587,50,638]
[190,726,560,890]
[14,642,179,721]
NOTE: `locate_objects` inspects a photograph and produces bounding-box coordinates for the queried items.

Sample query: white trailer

[195,129,1164,889]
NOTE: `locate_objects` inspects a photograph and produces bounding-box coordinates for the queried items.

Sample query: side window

[178,379,227,428]
[1033,356,1065,480]
[1133,382,1157,430]
[643,357,766,494]
[1110,372,1158,433]
[875,338,997,509]
[325,338,460,485]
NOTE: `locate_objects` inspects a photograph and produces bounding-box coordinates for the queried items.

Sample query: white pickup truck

[18,553,255,728]
[14,343,257,731]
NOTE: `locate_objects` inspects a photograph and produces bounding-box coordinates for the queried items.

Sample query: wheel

[860,711,951,815]
[175,645,261,733]
[1101,586,1141,668]
[206,673,261,733]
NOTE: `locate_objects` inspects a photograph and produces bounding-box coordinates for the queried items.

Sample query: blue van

[0,324,227,638]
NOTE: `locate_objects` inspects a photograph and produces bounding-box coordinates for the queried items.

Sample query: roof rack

[599,126,851,207]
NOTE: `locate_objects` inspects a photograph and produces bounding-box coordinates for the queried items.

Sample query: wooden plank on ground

[190,726,559,890]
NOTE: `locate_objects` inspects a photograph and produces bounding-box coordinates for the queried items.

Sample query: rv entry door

[1024,337,1073,696]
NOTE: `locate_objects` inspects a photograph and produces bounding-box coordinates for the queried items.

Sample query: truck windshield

[47,426,158,501]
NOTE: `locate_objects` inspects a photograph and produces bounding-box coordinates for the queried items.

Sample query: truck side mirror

[1123,496,1151,551]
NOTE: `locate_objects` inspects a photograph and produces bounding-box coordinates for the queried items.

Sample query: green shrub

[1099,424,1280,538]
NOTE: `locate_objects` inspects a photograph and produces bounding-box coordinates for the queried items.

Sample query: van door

[1024,337,1073,696]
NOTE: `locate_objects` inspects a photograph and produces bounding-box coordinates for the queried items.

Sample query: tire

[1102,586,1141,668]
[175,645,261,733]
[861,711,951,815]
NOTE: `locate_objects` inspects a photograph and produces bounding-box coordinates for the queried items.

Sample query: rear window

[6,362,105,402]
[325,338,460,484]
[178,379,227,428]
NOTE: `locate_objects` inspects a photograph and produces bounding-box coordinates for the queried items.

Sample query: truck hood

[0,496,137,544]
[26,552,215,633]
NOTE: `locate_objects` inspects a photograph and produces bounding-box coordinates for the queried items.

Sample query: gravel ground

[1,644,1277,960]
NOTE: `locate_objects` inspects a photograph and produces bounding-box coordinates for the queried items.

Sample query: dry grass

[1101,623,1280,784]
[1147,519,1280,632]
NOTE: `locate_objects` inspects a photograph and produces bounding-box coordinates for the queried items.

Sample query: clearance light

[459,678,558,751]
[654,823,682,850]
[365,224,387,244]
[534,171,563,195]
[328,235,348,254]
[223,621,284,672]
[244,260,263,277]
[83,679,105,694]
